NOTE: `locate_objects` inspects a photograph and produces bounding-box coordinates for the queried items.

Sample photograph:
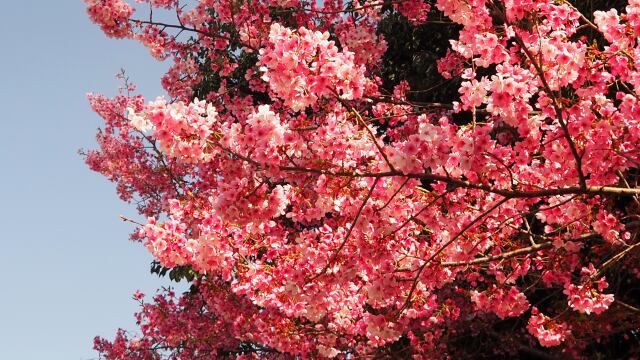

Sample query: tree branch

[399,197,509,313]
[308,177,380,281]
[441,241,553,267]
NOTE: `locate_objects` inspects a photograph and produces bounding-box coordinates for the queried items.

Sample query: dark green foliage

[151,260,197,282]
[378,10,462,103]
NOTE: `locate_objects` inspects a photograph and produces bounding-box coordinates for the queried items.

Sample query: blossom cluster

[85,0,133,38]
[470,285,530,319]
[133,98,218,162]
[258,24,367,111]
[527,308,572,347]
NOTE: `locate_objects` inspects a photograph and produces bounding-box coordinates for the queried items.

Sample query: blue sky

[0,2,183,359]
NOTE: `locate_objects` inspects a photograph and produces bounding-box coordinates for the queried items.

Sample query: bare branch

[441,241,553,267]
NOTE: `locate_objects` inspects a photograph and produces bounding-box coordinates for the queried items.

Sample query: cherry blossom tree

[84,0,640,358]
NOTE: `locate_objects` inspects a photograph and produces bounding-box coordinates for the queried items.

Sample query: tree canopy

[85,0,640,358]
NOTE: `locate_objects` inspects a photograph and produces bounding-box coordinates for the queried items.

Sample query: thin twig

[441,241,553,267]
[591,241,640,280]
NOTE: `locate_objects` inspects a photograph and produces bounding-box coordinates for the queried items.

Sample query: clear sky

[0,2,183,359]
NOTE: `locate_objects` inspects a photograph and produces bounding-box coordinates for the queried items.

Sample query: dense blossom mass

[84,0,640,358]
